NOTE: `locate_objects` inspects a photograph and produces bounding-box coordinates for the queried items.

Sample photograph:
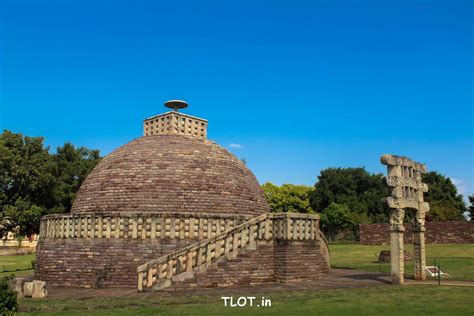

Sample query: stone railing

[137,212,322,291]
[318,230,330,264]
[39,212,250,240]
[271,213,321,240]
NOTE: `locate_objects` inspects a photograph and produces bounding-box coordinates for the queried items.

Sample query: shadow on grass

[341,272,392,284]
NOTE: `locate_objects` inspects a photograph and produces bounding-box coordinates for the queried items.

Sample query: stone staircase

[137,213,329,291]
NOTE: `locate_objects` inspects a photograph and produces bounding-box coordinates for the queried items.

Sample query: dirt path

[47,269,393,299]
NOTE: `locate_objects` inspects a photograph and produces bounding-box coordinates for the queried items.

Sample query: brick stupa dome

[71,135,269,216]
[36,101,329,290]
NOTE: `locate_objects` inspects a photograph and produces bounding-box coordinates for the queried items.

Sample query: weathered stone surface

[167,239,330,290]
[32,280,47,298]
[11,277,31,298]
[360,221,474,245]
[381,154,429,283]
[35,237,194,288]
[71,135,269,217]
[23,282,34,297]
[144,111,208,139]
[274,240,330,283]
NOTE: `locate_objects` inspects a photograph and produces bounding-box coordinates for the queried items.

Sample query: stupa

[35,101,330,290]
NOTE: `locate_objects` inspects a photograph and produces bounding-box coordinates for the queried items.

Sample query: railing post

[305,219,310,240]
[147,267,154,287]
[197,247,203,266]
[233,233,239,252]
[215,238,222,258]
[241,227,248,247]
[248,225,256,250]
[224,236,230,256]
[206,244,212,263]
[186,251,193,271]
[264,217,271,240]
[138,272,143,291]
[166,260,173,278]
[286,215,292,240]
[189,218,195,239]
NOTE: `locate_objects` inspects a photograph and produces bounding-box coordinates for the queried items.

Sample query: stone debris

[21,280,48,299]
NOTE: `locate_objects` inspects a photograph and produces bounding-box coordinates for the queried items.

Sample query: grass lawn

[17,285,474,315]
[0,253,35,277]
[329,243,474,281]
[4,244,474,315]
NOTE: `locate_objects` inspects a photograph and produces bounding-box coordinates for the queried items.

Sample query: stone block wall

[169,239,329,290]
[184,241,275,289]
[274,240,330,282]
[36,237,330,289]
[360,221,474,245]
[35,238,194,288]
[37,212,330,289]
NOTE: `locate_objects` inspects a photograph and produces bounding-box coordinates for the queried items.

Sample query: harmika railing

[137,212,323,291]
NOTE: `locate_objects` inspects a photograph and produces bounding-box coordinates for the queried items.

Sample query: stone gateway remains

[381,154,429,284]
[35,101,330,290]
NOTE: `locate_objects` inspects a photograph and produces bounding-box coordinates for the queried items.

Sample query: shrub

[0,275,18,316]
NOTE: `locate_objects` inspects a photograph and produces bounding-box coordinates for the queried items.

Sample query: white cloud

[229,143,243,149]
[450,178,466,196]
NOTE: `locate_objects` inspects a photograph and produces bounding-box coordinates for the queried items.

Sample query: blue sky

[1,0,473,199]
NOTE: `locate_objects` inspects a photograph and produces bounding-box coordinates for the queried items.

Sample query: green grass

[329,243,474,281]
[17,285,474,315]
[0,253,35,277]
[5,245,474,315]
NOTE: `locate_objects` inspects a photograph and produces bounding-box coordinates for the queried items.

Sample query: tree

[52,143,100,213]
[0,131,56,237]
[0,276,18,316]
[469,195,474,221]
[261,182,314,213]
[0,130,101,237]
[422,172,466,221]
[319,203,354,241]
[309,167,390,223]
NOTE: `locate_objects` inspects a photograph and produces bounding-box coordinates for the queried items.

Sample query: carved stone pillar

[390,208,405,284]
[413,209,426,280]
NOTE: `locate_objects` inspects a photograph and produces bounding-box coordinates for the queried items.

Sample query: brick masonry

[169,239,329,290]
[36,236,330,289]
[184,241,275,289]
[360,221,474,245]
[274,240,330,282]
[71,135,269,217]
[35,238,194,288]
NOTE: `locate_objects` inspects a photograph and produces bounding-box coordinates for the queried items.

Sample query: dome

[71,135,269,216]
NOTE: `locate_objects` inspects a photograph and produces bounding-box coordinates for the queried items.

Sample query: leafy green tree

[261,182,314,213]
[0,276,18,316]
[0,131,56,236]
[469,195,474,221]
[52,143,100,213]
[309,167,390,222]
[3,199,44,237]
[422,172,465,221]
[0,131,101,237]
[319,203,354,240]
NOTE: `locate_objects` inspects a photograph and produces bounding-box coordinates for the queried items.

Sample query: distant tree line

[0,130,101,238]
[262,168,469,241]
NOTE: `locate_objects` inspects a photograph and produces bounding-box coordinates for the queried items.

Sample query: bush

[0,275,18,316]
